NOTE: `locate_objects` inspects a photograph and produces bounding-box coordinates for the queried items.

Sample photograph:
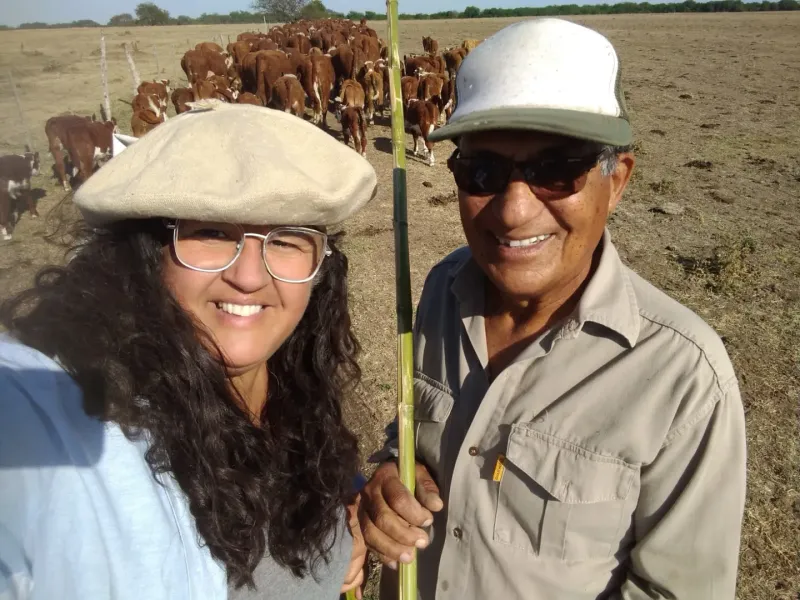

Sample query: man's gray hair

[599,145,632,177]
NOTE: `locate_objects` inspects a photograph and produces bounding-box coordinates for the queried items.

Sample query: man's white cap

[74,100,378,227]
[429,18,632,146]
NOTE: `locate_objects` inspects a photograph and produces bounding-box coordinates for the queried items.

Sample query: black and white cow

[0,146,41,241]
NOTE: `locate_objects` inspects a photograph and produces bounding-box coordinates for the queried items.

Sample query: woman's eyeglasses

[446,147,607,200]
[167,220,332,284]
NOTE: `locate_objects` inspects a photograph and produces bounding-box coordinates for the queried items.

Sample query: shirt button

[468,446,478,456]
[453,527,463,539]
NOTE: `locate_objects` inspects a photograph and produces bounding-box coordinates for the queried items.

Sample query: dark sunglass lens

[454,158,510,195]
[526,156,598,193]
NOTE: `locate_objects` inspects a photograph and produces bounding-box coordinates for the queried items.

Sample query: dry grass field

[1,12,798,599]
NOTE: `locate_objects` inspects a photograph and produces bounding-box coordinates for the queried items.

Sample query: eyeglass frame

[165,219,333,284]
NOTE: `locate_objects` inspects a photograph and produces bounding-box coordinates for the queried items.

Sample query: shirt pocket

[413,375,455,482]
[493,424,639,562]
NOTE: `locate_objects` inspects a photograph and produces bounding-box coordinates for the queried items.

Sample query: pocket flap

[505,425,637,504]
[414,376,454,423]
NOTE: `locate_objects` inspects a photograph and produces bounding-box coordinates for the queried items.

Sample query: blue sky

[1,0,557,27]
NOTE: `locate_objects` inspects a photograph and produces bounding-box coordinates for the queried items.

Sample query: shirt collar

[450,228,640,349]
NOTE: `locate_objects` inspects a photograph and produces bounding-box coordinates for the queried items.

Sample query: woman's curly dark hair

[0,216,361,588]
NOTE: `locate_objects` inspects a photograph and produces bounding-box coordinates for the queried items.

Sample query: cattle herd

[0,17,482,242]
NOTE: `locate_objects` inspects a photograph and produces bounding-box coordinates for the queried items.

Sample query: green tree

[108,13,135,26]
[135,2,170,25]
[251,0,307,21]
[175,14,193,24]
[299,0,328,19]
[463,5,481,17]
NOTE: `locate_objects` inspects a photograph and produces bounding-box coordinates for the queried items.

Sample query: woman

[0,101,377,599]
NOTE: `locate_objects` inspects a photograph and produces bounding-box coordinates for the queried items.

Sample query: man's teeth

[217,302,264,317]
[497,234,551,248]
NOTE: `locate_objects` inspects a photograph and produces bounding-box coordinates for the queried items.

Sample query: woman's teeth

[496,234,552,247]
[216,302,264,317]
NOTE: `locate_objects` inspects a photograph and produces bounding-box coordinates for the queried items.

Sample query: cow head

[158,79,172,94]
[23,145,40,177]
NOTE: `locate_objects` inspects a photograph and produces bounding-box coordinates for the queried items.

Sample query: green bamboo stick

[383,2,417,600]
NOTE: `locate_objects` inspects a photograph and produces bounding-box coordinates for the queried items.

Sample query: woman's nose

[221,237,271,291]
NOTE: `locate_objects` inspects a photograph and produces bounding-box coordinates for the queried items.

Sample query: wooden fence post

[6,69,33,150]
[100,33,112,121]
[153,47,161,75]
[123,42,141,95]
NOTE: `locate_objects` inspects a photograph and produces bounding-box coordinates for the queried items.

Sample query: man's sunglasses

[446,147,608,199]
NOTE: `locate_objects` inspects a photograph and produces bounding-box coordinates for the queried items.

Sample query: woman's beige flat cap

[74,100,378,227]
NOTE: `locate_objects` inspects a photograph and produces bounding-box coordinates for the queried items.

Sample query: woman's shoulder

[0,334,229,599]
[0,334,100,465]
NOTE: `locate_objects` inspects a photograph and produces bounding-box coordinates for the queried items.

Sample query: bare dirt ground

[1,13,798,599]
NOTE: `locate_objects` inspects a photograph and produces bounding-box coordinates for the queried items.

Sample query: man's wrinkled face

[454,130,634,302]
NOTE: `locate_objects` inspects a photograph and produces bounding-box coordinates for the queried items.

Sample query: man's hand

[358,461,444,568]
[341,495,367,599]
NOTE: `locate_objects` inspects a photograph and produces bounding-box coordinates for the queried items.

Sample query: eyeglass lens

[449,150,601,199]
[174,221,326,282]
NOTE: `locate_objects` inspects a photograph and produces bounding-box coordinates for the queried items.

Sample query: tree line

[3,0,798,30]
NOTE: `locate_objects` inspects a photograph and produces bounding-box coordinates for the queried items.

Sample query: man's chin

[481,259,556,297]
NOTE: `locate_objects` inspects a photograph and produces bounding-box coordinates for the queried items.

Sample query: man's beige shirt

[377,231,746,600]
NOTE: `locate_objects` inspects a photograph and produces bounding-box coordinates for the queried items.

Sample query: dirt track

[0,14,798,599]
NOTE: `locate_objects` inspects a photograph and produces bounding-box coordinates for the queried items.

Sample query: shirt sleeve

[617,377,746,600]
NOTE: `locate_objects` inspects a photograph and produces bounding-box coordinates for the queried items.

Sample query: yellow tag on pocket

[492,454,506,482]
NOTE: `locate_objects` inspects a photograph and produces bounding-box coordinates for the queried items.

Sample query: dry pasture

[0,13,798,600]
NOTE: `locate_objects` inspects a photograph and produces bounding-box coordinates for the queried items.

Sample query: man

[359,18,746,600]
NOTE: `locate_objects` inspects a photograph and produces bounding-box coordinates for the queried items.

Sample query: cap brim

[428,107,633,146]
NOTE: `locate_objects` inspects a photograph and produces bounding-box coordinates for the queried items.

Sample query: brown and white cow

[131,110,162,138]
[417,72,451,124]
[181,49,230,84]
[358,63,384,125]
[45,114,93,190]
[64,120,115,186]
[0,147,40,240]
[130,91,165,137]
[404,55,437,78]
[171,87,194,114]
[400,75,419,108]
[404,99,439,166]
[245,50,292,106]
[300,53,334,127]
[236,91,262,106]
[228,40,253,64]
[286,32,311,55]
[443,47,466,82]
[462,39,482,53]
[336,79,365,108]
[422,36,439,55]
[196,41,224,54]
[331,43,354,94]
[137,79,171,113]
[132,91,167,123]
[270,74,306,118]
[206,75,239,102]
[339,106,367,158]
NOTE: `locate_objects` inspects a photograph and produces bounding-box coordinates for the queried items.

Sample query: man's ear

[608,153,635,213]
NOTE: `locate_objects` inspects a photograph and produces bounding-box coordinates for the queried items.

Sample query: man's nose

[221,237,271,292]
[490,179,546,229]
